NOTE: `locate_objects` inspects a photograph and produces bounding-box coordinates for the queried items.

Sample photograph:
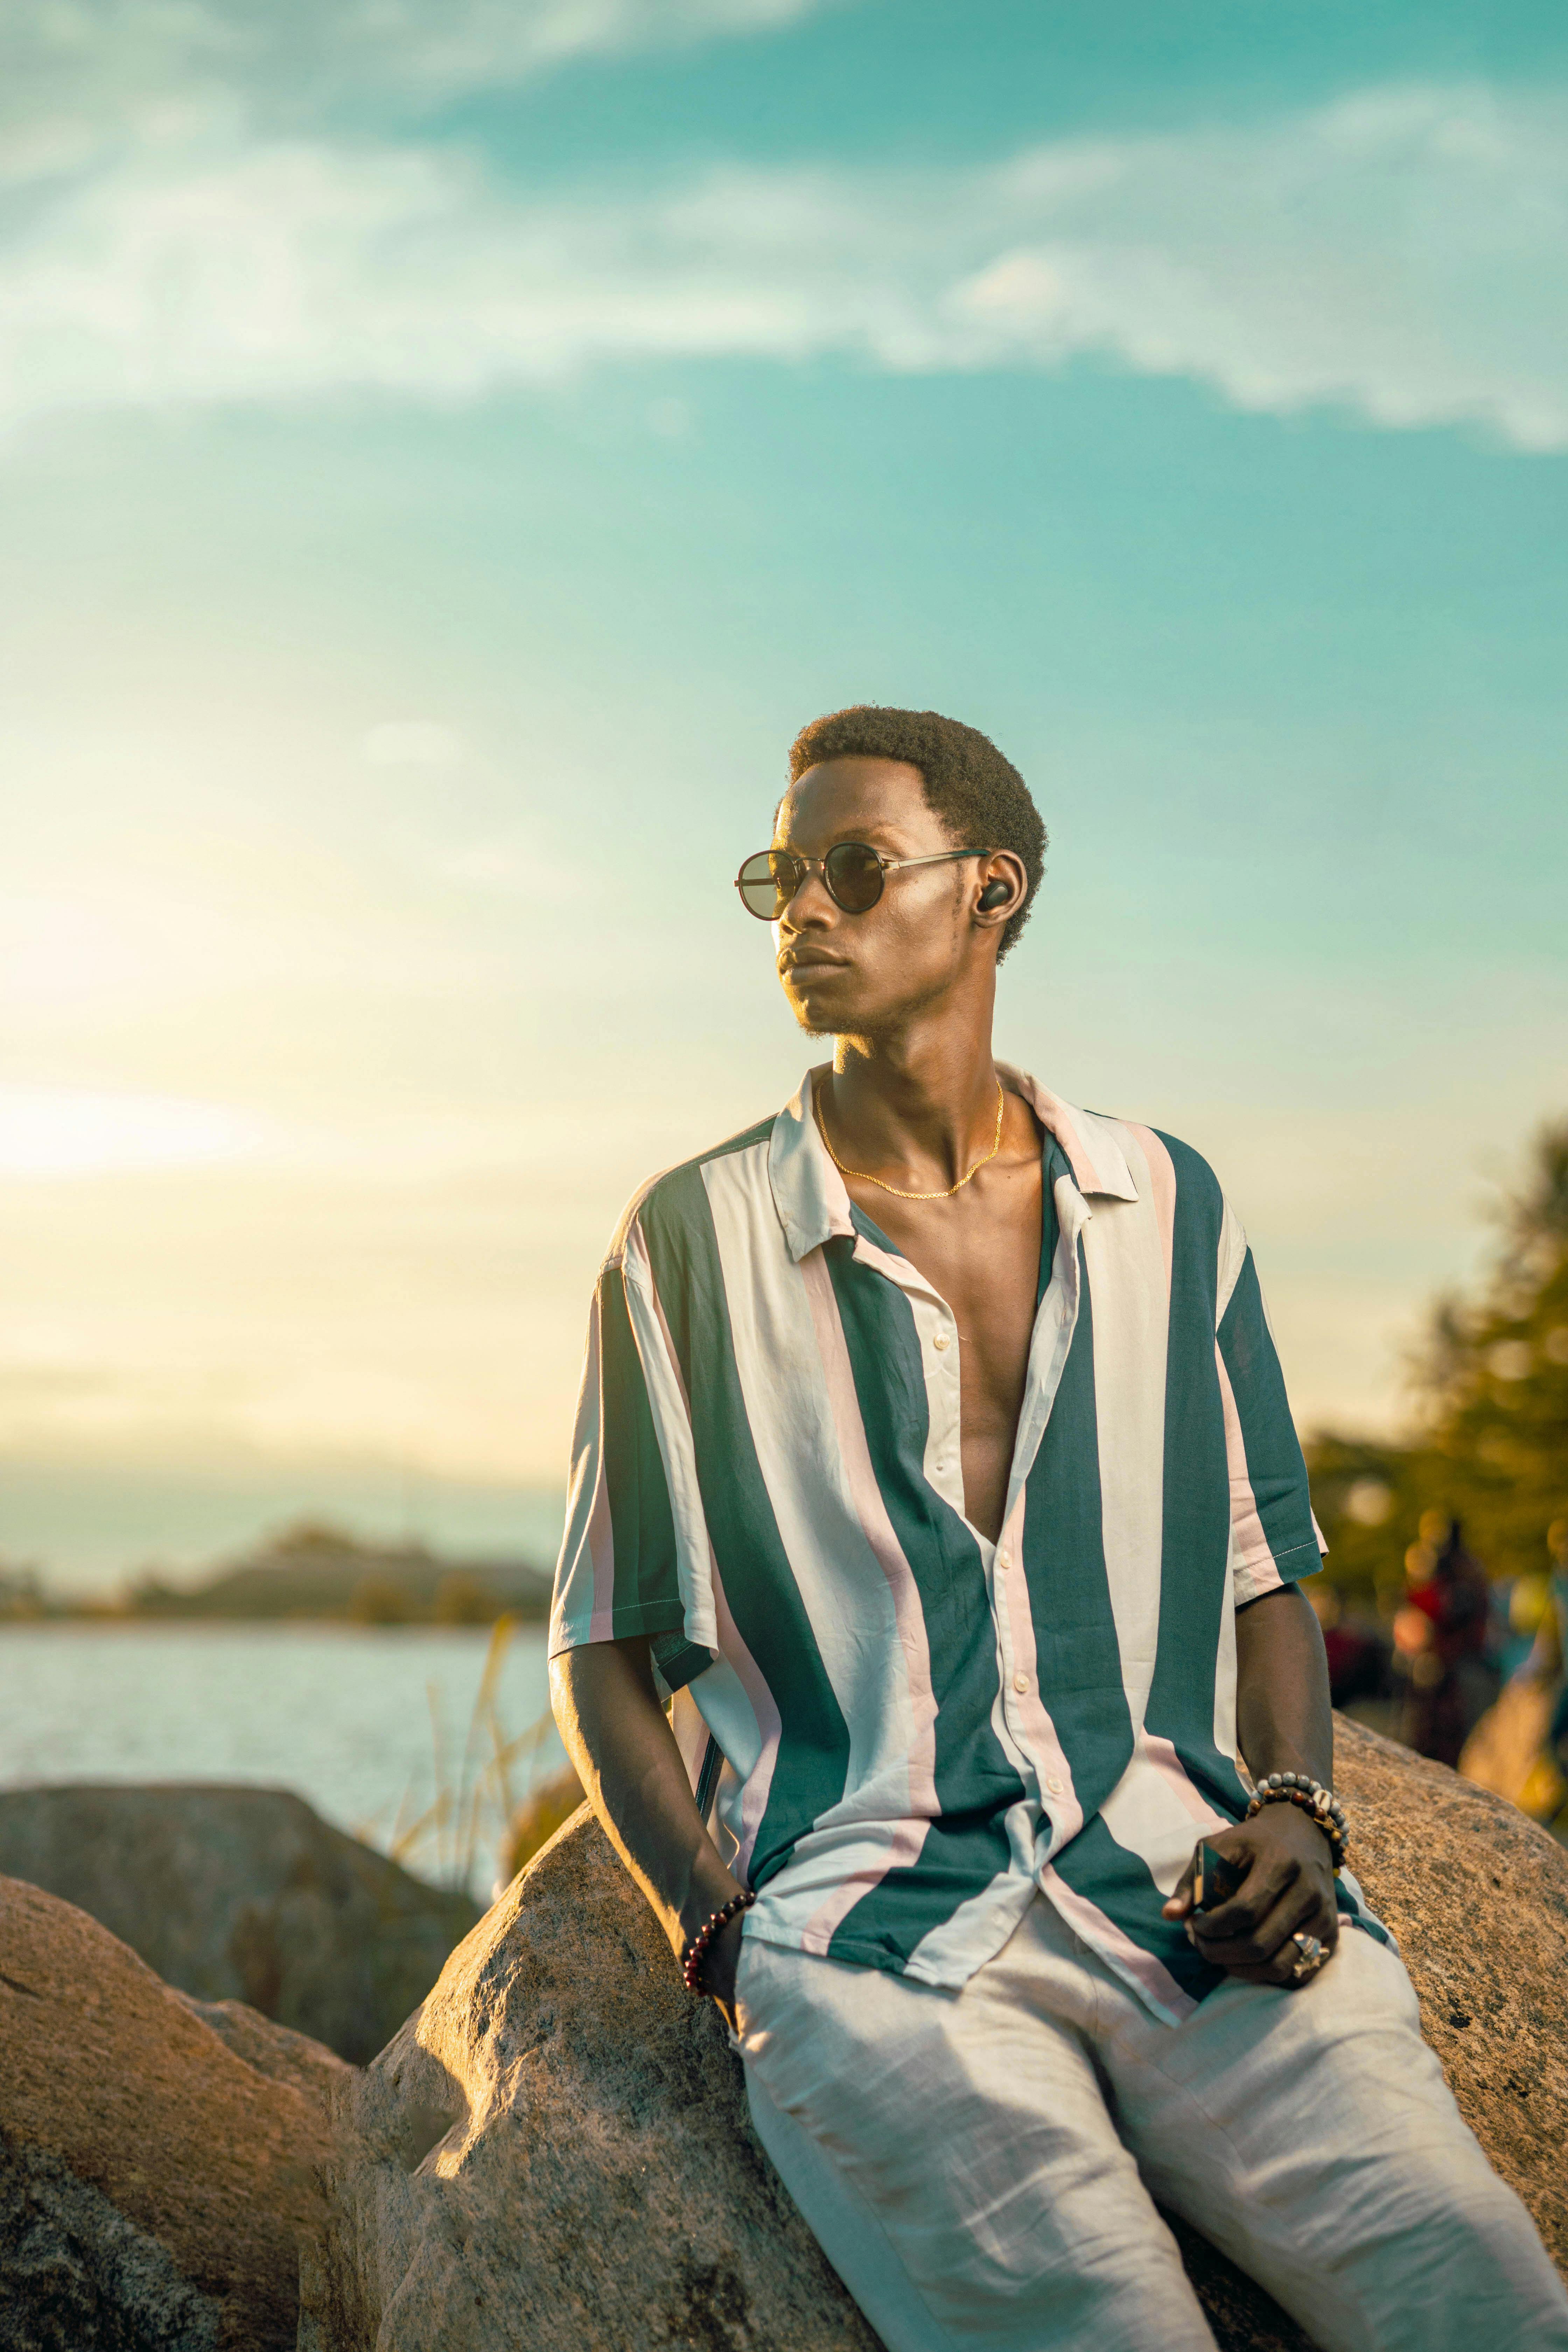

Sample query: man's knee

[1353,2144,1568,2338]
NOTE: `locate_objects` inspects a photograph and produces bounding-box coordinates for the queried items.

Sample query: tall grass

[376,1614,559,1895]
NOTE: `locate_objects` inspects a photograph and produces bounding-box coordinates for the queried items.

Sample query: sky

[2,0,1566,1587]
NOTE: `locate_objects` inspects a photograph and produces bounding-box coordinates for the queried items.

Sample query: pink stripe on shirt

[1125,1122,1176,1300]
[576,1298,618,1643]
[991,1500,1086,1854]
[1039,1863,1198,2024]
[798,1818,932,1955]
[1029,1085,1107,1195]
[1140,1731,1229,1832]
[707,1542,783,1885]
[1216,1343,1282,1598]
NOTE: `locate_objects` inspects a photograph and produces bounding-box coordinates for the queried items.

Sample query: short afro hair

[787,705,1045,961]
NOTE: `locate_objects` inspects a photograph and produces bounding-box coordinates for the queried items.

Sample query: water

[0,1622,565,1899]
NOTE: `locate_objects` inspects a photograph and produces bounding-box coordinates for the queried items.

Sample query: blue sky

[2,0,1565,1583]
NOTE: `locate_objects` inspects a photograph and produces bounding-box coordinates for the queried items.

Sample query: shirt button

[1013,1673,1029,1694]
[1046,1775,1064,1795]
[998,1549,1011,1570]
[932,1332,951,1352]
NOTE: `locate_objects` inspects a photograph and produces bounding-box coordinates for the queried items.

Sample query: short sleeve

[1215,1233,1324,1607]
[548,1247,687,1659]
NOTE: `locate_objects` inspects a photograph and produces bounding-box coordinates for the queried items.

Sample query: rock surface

[0,1874,351,2352]
[1334,1711,1568,2259]
[299,1714,1568,2352]
[0,1783,481,2063]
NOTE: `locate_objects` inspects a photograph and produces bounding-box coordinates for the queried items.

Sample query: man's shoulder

[606,1112,780,1264]
[1083,1106,1228,1215]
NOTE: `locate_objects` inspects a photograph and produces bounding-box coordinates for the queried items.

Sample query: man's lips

[778,953,852,981]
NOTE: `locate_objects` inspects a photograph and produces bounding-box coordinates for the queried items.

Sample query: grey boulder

[0,1783,480,2065]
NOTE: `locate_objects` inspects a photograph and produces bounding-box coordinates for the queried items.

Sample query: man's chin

[782,974,937,1041]
[784,977,842,1031]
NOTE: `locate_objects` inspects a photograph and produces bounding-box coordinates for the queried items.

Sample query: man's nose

[779,869,836,926]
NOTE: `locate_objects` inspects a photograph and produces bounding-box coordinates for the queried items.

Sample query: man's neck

[824,994,1002,1192]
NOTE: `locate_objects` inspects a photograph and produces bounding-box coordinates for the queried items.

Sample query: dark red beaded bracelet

[681,1888,756,1996]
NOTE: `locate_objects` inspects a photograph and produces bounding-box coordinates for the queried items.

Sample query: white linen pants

[733,1895,1568,2352]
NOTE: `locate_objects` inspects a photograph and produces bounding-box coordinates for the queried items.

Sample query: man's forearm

[1233,1583,1335,1786]
[1166,1583,1342,1982]
[550,1637,741,1960]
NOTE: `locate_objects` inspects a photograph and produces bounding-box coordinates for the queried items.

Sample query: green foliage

[432,1570,502,1625]
[1303,1432,1425,1610]
[0,1560,45,1619]
[1308,1118,1568,1599]
[348,1571,414,1625]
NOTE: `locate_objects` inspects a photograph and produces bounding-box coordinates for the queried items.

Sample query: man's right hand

[693,1910,747,2032]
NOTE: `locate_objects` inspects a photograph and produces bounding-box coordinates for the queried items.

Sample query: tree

[433,1571,500,1626]
[348,1573,414,1626]
[1415,1119,1568,1578]
[1308,1118,1568,1598]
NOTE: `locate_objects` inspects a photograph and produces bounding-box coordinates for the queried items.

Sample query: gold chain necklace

[816,1078,1006,1201]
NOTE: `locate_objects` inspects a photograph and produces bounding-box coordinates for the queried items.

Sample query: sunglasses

[735,842,991,922]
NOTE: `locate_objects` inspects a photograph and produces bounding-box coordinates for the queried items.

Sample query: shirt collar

[769,1061,1138,1264]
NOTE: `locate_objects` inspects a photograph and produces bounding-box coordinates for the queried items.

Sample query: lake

[0,1621,565,1900]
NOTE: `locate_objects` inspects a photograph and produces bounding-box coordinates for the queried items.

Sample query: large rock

[0,1784,481,2064]
[1334,1712,1568,2254]
[0,1874,351,2352]
[299,1715,1568,2352]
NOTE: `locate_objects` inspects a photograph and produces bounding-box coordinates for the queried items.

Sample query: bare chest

[848,1166,1044,1441]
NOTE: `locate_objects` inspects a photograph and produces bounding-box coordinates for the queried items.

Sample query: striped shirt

[550,1064,1386,2024]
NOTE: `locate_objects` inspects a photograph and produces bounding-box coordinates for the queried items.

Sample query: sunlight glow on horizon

[0,1086,273,1180]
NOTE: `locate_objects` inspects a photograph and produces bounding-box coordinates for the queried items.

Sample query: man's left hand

[1162,1802,1339,1987]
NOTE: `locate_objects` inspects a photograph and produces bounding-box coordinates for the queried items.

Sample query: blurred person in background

[1461,1518,1568,1829]
[1307,1580,1390,1713]
[1393,1513,1497,1765]
[1548,1522,1568,1799]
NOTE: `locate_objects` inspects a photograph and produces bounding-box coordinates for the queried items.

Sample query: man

[551,707,1568,2351]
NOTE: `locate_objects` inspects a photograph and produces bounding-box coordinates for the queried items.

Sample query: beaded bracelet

[681,1888,756,1996]
[1245,1772,1349,1870]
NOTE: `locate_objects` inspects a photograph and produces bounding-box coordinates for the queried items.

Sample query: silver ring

[1288,1931,1325,1984]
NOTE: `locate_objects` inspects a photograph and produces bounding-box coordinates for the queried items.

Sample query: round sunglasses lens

[824,842,884,912]
[738,852,791,919]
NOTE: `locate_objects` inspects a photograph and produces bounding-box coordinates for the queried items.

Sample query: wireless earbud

[977,880,1011,912]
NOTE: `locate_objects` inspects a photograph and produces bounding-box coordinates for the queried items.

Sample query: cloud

[948,86,1568,450]
[0,0,835,148]
[1,82,1564,448]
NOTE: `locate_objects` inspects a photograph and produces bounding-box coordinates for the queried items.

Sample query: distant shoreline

[0,1517,554,1628]
[0,1614,550,1632]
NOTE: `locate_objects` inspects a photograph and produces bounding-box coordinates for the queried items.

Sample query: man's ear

[972,853,1027,926]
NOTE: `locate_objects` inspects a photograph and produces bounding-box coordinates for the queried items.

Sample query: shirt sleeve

[548,1245,691,1661]
[1215,1220,1325,1607]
